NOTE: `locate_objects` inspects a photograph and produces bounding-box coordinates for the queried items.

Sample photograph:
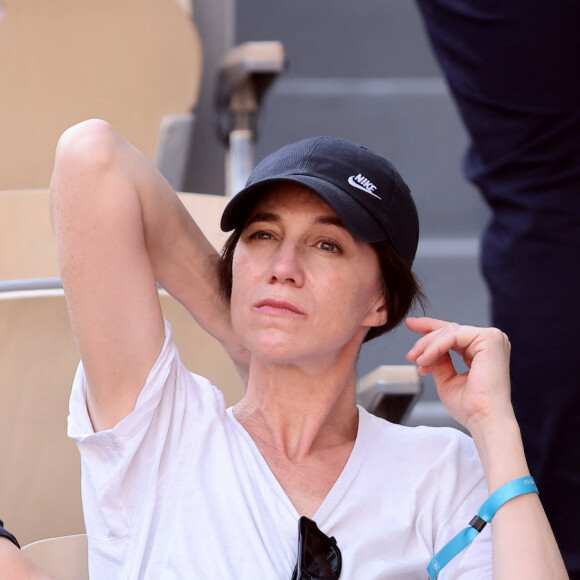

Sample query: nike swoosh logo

[347,176,381,199]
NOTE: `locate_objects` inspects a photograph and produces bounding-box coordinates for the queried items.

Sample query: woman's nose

[269,243,304,286]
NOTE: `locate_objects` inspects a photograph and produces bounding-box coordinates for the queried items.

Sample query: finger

[405,316,449,336]
[411,323,478,367]
[406,328,442,362]
[405,318,447,362]
[418,352,457,385]
[406,319,454,363]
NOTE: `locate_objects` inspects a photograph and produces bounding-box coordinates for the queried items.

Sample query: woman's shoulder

[69,319,227,443]
[359,406,479,466]
[357,407,486,509]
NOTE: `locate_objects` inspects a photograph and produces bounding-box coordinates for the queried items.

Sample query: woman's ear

[374,302,388,327]
[364,299,388,328]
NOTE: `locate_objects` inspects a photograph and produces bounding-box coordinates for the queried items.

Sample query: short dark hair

[217,230,424,343]
[363,238,425,341]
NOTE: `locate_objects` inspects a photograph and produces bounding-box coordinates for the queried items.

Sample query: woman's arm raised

[405,317,567,579]
[50,120,246,432]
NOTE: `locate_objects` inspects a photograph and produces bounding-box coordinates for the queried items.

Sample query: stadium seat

[0,0,201,192]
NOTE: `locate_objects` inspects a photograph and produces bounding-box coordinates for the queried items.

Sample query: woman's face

[230,184,387,367]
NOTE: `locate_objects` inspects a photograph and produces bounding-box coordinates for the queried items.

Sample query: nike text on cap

[220,136,419,266]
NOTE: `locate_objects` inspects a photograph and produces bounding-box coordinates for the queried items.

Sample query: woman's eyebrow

[245,212,347,230]
[245,212,279,226]
[315,215,348,230]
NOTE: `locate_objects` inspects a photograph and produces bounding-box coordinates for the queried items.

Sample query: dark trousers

[415,1,580,576]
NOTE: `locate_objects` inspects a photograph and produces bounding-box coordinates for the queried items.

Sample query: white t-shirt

[68,321,491,579]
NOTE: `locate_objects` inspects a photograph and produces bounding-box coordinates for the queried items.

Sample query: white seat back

[0,0,202,190]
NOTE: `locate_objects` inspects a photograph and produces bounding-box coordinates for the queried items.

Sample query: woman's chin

[249,344,301,366]
[245,333,312,366]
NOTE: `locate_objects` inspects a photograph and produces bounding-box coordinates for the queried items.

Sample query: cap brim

[220,175,387,244]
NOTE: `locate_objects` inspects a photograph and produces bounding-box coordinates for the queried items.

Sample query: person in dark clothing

[415,2,580,576]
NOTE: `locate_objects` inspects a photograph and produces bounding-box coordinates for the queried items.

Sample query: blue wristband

[426,476,538,579]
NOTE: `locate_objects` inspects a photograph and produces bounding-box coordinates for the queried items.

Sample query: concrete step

[236,0,440,78]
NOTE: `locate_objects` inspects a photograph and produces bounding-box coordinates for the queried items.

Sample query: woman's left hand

[405,317,514,433]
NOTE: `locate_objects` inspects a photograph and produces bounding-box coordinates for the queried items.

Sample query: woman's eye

[317,239,340,253]
[249,230,273,240]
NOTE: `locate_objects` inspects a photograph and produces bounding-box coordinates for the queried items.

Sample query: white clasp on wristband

[426,476,539,579]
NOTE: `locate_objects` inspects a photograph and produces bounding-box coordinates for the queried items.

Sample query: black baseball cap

[220,136,419,266]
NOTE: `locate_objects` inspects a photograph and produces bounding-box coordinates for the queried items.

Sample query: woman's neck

[233,356,359,462]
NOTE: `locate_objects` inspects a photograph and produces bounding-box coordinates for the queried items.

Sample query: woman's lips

[253,298,305,316]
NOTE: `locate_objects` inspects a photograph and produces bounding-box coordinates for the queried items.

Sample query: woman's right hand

[405,317,514,434]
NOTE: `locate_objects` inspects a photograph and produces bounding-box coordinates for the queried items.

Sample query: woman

[50,120,566,578]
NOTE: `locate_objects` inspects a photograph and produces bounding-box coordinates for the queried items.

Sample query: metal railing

[0,278,63,293]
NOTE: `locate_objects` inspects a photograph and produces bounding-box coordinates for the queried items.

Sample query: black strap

[0,520,21,549]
